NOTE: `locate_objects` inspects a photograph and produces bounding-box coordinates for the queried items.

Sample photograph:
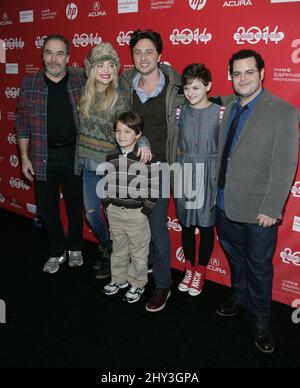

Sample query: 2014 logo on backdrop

[5,38,24,50]
[234,25,284,45]
[35,36,47,49]
[7,133,16,145]
[280,248,300,266]
[9,177,30,191]
[66,3,78,20]
[291,39,300,64]
[5,87,20,99]
[117,31,133,46]
[167,217,182,232]
[72,33,102,47]
[189,0,207,11]
[170,28,212,45]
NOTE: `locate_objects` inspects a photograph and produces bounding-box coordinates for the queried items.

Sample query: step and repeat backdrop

[0,0,299,305]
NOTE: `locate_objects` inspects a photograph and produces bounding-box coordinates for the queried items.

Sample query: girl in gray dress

[175,63,221,296]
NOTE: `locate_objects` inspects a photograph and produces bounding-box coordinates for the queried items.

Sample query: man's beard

[45,63,65,78]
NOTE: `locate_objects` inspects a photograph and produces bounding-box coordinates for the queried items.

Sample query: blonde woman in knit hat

[78,43,151,279]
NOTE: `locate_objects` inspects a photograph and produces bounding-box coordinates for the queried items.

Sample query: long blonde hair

[78,65,118,117]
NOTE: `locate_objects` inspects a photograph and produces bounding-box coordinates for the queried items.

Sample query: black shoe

[94,243,112,272]
[254,329,275,354]
[95,259,111,279]
[93,259,101,270]
[216,300,246,317]
[95,267,110,279]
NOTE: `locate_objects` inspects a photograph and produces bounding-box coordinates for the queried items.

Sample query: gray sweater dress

[175,102,221,227]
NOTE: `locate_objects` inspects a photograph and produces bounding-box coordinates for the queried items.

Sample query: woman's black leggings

[181,225,215,266]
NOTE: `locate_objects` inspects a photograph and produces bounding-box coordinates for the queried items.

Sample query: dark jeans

[181,225,214,266]
[82,166,110,244]
[216,208,278,330]
[35,145,83,257]
[149,197,172,289]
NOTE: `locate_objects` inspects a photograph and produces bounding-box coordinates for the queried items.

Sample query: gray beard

[45,65,66,78]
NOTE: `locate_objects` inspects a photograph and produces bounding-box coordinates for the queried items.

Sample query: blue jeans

[82,167,110,244]
[216,208,278,330]
[149,197,172,289]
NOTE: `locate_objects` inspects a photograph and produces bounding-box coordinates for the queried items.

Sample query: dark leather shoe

[254,329,274,354]
[216,300,246,317]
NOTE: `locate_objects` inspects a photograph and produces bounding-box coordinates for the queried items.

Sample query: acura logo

[210,258,220,266]
[93,1,100,11]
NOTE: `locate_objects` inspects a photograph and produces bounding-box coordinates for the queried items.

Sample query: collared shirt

[217,89,265,210]
[132,70,165,103]
[16,68,85,181]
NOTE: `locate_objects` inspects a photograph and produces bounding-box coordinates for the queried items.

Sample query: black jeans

[216,208,278,330]
[35,145,83,257]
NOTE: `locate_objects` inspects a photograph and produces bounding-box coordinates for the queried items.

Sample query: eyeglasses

[231,69,259,79]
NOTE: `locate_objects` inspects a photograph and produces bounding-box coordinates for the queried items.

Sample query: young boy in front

[101,111,158,303]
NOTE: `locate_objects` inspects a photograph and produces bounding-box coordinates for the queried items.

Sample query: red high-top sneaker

[178,260,194,292]
[188,265,206,296]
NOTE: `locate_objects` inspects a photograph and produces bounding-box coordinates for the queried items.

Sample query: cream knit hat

[84,42,120,77]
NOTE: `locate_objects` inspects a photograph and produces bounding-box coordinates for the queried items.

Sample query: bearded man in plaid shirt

[16,34,86,274]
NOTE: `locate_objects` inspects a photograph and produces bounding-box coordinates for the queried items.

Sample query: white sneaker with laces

[178,261,194,292]
[123,287,145,303]
[102,281,129,295]
[188,271,204,296]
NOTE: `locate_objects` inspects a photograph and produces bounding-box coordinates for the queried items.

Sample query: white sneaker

[43,252,66,274]
[68,250,83,267]
[123,287,145,303]
[102,281,129,295]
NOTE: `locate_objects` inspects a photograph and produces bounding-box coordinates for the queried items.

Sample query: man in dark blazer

[215,49,299,353]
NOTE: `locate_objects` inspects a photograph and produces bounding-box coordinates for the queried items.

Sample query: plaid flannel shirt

[16,68,85,181]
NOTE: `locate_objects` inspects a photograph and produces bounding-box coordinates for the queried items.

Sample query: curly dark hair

[129,29,163,55]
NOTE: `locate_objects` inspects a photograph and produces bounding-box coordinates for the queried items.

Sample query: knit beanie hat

[84,42,120,77]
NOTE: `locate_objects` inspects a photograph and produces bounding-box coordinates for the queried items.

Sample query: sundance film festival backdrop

[0,0,299,305]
